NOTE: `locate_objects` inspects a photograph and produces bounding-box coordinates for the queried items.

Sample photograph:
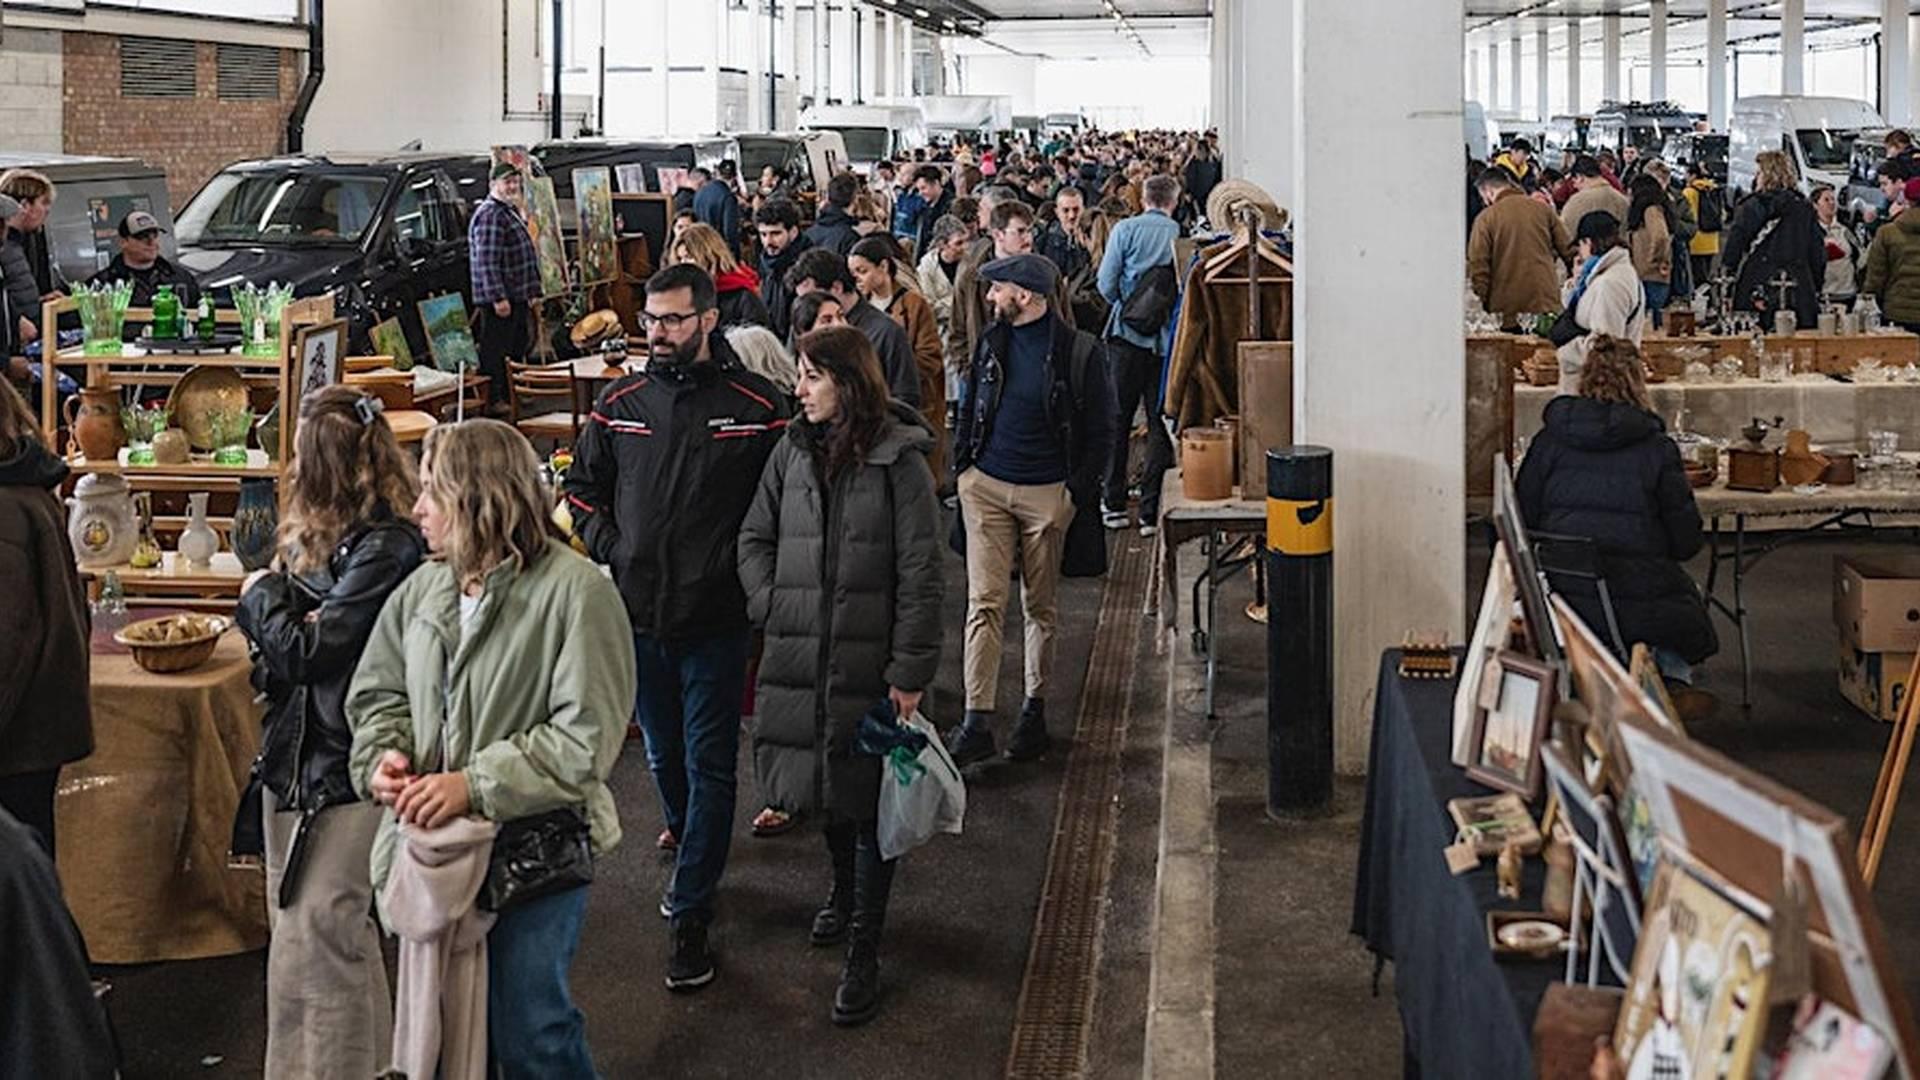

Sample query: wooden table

[385,408,436,444]
[1635,327,1920,377]
[82,550,248,608]
[58,631,268,963]
[1152,474,1267,718]
[570,354,640,415]
[410,372,490,416]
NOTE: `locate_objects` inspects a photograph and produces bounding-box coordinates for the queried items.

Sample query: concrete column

[1535,26,1550,120]
[1565,19,1582,115]
[1708,0,1728,129]
[1294,0,1464,771]
[1603,13,1622,103]
[657,0,672,137]
[1649,0,1668,101]
[816,0,832,104]
[1509,27,1523,115]
[747,0,767,130]
[900,17,914,97]
[1782,0,1805,95]
[1232,0,1292,206]
[1886,0,1912,126]
[1488,39,1500,114]
[781,0,799,123]
[1910,16,1920,128]
[1467,38,1480,103]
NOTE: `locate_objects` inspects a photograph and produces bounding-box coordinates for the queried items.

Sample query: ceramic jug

[178,492,220,569]
[63,386,125,462]
[66,473,138,568]
[231,477,279,571]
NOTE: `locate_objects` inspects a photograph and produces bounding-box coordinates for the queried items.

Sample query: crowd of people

[2,126,1222,1078]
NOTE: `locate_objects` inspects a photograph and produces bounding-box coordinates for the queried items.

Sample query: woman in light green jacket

[346,419,635,1078]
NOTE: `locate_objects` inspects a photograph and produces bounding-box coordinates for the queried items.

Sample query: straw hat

[1207,179,1288,233]
[570,309,623,348]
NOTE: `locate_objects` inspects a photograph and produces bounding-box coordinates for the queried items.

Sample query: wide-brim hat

[570,309,623,347]
[1207,179,1288,233]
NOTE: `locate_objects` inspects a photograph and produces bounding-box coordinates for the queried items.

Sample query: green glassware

[152,285,179,339]
[197,295,216,342]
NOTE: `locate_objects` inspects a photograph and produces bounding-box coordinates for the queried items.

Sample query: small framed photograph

[290,317,348,449]
[1467,651,1558,798]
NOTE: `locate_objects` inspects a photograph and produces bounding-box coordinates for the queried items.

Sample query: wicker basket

[113,615,230,674]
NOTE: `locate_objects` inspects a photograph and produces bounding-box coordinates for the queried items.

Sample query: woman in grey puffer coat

[738,324,943,1028]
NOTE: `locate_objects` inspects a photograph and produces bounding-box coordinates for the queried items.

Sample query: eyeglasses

[638,311,705,331]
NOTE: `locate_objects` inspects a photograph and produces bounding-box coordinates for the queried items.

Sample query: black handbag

[1546,307,1584,348]
[1119,263,1178,335]
[478,806,593,913]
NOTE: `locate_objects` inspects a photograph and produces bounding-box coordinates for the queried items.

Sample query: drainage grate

[1005,530,1151,1079]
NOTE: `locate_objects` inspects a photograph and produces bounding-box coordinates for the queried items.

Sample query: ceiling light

[943,17,956,27]
[914,6,929,15]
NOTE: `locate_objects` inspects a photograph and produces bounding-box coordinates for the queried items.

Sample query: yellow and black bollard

[1266,446,1333,816]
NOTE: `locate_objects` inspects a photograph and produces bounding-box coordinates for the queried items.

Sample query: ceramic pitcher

[66,473,138,568]
[178,492,220,569]
[63,387,125,462]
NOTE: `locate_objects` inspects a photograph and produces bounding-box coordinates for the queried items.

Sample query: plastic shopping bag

[876,710,967,860]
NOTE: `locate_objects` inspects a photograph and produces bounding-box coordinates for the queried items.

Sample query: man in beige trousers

[945,253,1112,767]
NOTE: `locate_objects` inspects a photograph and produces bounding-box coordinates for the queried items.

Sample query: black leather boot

[944,709,997,767]
[812,822,856,946]
[1005,697,1052,761]
[833,825,897,1027]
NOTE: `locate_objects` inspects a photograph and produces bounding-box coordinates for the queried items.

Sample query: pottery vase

[231,477,279,571]
[178,492,220,569]
[66,473,137,568]
[153,428,191,465]
[63,386,125,462]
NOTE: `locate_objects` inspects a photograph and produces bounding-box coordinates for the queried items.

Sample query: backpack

[1695,186,1724,234]
[1119,262,1178,335]
[1065,265,1111,334]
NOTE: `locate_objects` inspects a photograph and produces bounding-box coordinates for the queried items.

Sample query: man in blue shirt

[947,254,1112,767]
[1096,174,1183,534]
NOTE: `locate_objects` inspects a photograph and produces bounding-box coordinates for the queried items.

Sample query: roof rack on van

[1595,100,1693,116]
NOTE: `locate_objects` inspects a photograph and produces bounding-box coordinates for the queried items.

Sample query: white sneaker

[1102,509,1129,530]
[1139,523,1158,538]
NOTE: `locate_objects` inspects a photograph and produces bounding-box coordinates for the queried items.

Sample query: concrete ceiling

[945,0,1210,59]
[1466,0,1918,56]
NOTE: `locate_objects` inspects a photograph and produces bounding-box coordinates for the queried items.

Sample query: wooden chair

[508,361,580,447]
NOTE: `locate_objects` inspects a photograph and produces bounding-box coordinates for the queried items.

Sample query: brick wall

[62,33,300,211]
[0,29,65,153]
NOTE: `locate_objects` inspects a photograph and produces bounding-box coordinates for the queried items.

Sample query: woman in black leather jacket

[232,386,424,1080]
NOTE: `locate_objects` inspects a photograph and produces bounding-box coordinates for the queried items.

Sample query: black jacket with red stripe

[563,333,790,640]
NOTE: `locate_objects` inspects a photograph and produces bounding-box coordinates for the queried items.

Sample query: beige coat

[1559,182,1630,236]
[1469,189,1574,317]
[1628,205,1673,285]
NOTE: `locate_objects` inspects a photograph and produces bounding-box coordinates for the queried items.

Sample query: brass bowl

[113,614,230,674]
[168,366,249,451]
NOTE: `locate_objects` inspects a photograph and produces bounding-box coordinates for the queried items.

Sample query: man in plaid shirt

[468,160,540,409]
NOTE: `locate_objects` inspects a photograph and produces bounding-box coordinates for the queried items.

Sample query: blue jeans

[1643,281,1671,328]
[488,885,594,1078]
[633,629,750,923]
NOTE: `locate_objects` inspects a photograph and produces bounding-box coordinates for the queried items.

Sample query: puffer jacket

[345,538,637,912]
[738,405,944,821]
[0,437,90,778]
[237,512,426,815]
[1862,206,1920,324]
[1514,396,1717,665]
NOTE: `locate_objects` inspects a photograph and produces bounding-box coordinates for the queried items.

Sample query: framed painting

[1491,453,1562,665]
[368,317,414,372]
[290,318,347,447]
[1466,651,1558,798]
[574,166,618,286]
[612,193,671,275]
[417,293,478,374]
[1456,541,1517,766]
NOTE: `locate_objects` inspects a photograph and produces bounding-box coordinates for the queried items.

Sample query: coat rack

[1202,202,1293,338]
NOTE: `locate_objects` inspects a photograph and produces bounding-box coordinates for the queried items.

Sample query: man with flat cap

[88,210,199,311]
[946,252,1113,768]
[468,160,540,411]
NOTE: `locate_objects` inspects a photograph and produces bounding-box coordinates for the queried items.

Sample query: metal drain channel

[1004,531,1150,1079]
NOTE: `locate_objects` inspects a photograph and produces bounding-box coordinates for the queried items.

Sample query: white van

[799,103,928,167]
[1728,95,1884,199]
[1464,100,1499,161]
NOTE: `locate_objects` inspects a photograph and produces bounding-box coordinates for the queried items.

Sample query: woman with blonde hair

[348,419,636,1075]
[672,222,770,329]
[233,385,425,1079]
[1515,335,1716,706]
[1720,148,1825,326]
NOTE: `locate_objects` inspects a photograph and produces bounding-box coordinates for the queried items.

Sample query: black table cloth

[1351,649,1560,1079]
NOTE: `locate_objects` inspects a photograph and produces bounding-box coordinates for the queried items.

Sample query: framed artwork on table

[574,166,618,287]
[1455,541,1517,766]
[612,193,670,274]
[368,317,414,372]
[1492,453,1562,665]
[290,318,347,447]
[417,293,478,374]
[526,174,571,299]
[1467,651,1558,798]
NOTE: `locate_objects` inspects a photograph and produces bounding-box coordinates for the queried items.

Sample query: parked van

[1661,132,1728,184]
[1464,100,1499,161]
[1587,100,1704,161]
[1543,115,1592,160]
[1727,95,1884,200]
[799,104,926,167]
[735,130,849,195]
[0,152,176,287]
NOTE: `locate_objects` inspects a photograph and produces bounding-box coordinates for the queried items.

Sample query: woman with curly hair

[233,385,426,1079]
[1515,335,1717,706]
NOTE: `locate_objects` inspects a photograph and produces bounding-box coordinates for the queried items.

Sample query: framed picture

[416,293,478,374]
[1628,643,1682,733]
[293,318,346,404]
[368,317,414,372]
[612,193,670,272]
[1467,651,1557,798]
[1540,741,1641,982]
[1455,541,1517,765]
[573,166,619,287]
[1491,453,1562,665]
[614,163,649,194]
[526,174,571,299]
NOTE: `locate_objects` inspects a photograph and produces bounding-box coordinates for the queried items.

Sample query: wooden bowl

[113,614,230,674]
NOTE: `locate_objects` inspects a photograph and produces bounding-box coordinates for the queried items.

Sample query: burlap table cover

[57,632,268,964]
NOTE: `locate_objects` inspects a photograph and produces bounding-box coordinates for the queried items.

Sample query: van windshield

[833,127,892,162]
[176,171,388,245]
[1797,128,1863,172]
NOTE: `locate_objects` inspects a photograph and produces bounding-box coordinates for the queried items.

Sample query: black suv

[174,152,491,355]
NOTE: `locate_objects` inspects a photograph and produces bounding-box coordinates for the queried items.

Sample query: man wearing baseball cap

[946,252,1112,767]
[87,209,199,312]
[468,160,540,411]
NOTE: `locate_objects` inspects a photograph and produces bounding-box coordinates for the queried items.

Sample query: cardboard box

[1837,639,1916,723]
[1833,555,1920,652]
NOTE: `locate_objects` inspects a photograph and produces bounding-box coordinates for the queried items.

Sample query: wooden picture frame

[612,193,671,272]
[573,165,619,287]
[1456,541,1517,766]
[1491,453,1563,665]
[1628,643,1683,733]
[1467,650,1558,798]
[289,318,347,451]
[368,317,414,372]
[416,293,478,374]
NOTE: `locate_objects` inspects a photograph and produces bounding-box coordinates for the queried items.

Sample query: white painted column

[832,1,855,103]
[1649,0,1668,101]
[1509,27,1523,115]
[1565,19,1582,116]
[1708,0,1729,129]
[747,0,767,130]
[1885,0,1912,126]
[815,0,831,104]
[1234,0,1292,207]
[1782,0,1805,95]
[1910,16,1920,127]
[1468,38,1480,103]
[656,0,672,137]
[1294,0,1465,771]
[1488,39,1501,114]
[781,0,799,124]
[901,18,914,97]
[1536,25,1550,120]
[1603,13,1622,103]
